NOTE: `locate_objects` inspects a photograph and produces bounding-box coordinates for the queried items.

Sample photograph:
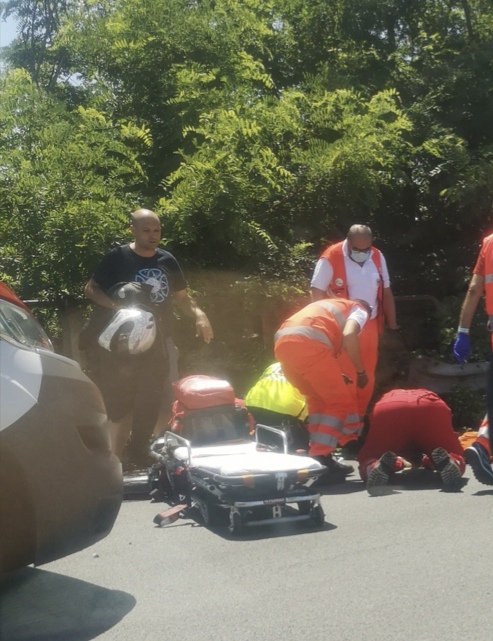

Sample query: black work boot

[313,454,354,486]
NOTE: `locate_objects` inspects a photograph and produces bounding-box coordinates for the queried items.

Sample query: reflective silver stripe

[485,273,493,284]
[344,413,361,426]
[315,300,346,330]
[308,413,342,429]
[309,432,339,447]
[489,314,493,327]
[274,326,335,350]
[342,425,363,435]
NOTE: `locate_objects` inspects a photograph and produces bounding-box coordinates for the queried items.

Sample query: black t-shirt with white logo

[92,244,187,337]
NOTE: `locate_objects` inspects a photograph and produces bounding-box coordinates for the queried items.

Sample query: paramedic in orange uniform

[358,388,466,496]
[274,298,370,468]
[453,230,493,484]
[310,224,397,418]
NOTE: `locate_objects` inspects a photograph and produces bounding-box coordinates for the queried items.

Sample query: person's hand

[356,370,368,388]
[342,373,353,385]
[386,326,400,333]
[453,332,470,364]
[196,316,213,343]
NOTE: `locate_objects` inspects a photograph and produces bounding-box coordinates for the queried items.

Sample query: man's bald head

[348,224,372,240]
[347,224,372,262]
[130,208,160,225]
[129,209,161,256]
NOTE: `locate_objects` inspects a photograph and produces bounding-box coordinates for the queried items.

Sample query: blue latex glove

[453,332,471,364]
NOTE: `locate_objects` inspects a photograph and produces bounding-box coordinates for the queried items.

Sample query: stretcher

[149,425,327,534]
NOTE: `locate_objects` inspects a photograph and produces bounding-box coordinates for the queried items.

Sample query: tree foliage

[0,68,150,297]
[0,0,492,300]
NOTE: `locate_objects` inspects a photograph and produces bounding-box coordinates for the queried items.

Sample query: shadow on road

[0,566,136,641]
[149,502,338,541]
[473,488,493,496]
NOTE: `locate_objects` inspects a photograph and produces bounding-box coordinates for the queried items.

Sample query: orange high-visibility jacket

[482,233,493,324]
[274,298,359,355]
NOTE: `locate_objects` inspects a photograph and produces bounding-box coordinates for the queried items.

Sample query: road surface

[1,464,492,641]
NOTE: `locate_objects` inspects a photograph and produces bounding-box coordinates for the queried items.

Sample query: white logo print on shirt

[135,268,169,303]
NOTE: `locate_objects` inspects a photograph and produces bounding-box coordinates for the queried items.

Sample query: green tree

[159,84,413,273]
[0,0,79,88]
[2,0,493,295]
[0,68,150,298]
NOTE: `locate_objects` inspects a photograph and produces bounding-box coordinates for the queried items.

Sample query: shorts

[95,344,169,422]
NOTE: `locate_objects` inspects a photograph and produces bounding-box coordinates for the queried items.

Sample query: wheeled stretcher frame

[149,425,327,534]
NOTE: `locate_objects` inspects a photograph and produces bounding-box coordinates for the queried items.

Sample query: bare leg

[108,414,132,458]
[153,337,179,437]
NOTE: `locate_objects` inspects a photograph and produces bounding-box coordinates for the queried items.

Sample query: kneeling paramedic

[358,388,466,496]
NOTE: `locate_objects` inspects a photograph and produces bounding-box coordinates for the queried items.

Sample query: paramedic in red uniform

[453,230,493,484]
[358,388,466,495]
[310,224,397,419]
[274,298,370,476]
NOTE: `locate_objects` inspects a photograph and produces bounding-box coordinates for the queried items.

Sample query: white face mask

[350,249,371,263]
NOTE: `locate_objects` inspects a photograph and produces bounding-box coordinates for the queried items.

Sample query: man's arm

[458,273,485,329]
[173,289,213,343]
[310,258,333,301]
[310,287,327,302]
[382,287,398,330]
[342,320,365,374]
[84,278,116,310]
[452,273,485,364]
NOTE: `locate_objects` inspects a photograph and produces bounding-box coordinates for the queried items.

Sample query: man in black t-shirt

[84,208,213,467]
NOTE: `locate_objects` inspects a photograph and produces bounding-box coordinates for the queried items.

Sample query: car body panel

[0,287,123,575]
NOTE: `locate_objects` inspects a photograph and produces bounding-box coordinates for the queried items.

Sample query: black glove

[356,370,369,388]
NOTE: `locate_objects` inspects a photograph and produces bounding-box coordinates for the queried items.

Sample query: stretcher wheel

[196,499,219,527]
[310,504,325,527]
[228,511,243,535]
[297,501,311,515]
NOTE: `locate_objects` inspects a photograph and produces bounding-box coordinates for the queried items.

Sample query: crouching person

[274,298,371,483]
[358,388,466,496]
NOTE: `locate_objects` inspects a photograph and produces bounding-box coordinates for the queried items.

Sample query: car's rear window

[0,299,53,351]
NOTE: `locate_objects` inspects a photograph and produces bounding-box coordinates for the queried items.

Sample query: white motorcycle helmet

[98,308,156,355]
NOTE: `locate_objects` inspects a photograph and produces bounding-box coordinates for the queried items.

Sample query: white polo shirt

[310,239,391,320]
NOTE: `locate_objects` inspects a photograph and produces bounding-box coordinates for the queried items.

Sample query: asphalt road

[1,463,493,641]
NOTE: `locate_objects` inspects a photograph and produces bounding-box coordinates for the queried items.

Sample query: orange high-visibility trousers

[275,338,362,458]
[475,414,491,457]
[337,316,379,419]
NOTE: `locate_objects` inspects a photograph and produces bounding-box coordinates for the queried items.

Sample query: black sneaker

[312,455,350,486]
[366,451,397,496]
[325,454,354,477]
[431,447,465,492]
[464,443,493,486]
